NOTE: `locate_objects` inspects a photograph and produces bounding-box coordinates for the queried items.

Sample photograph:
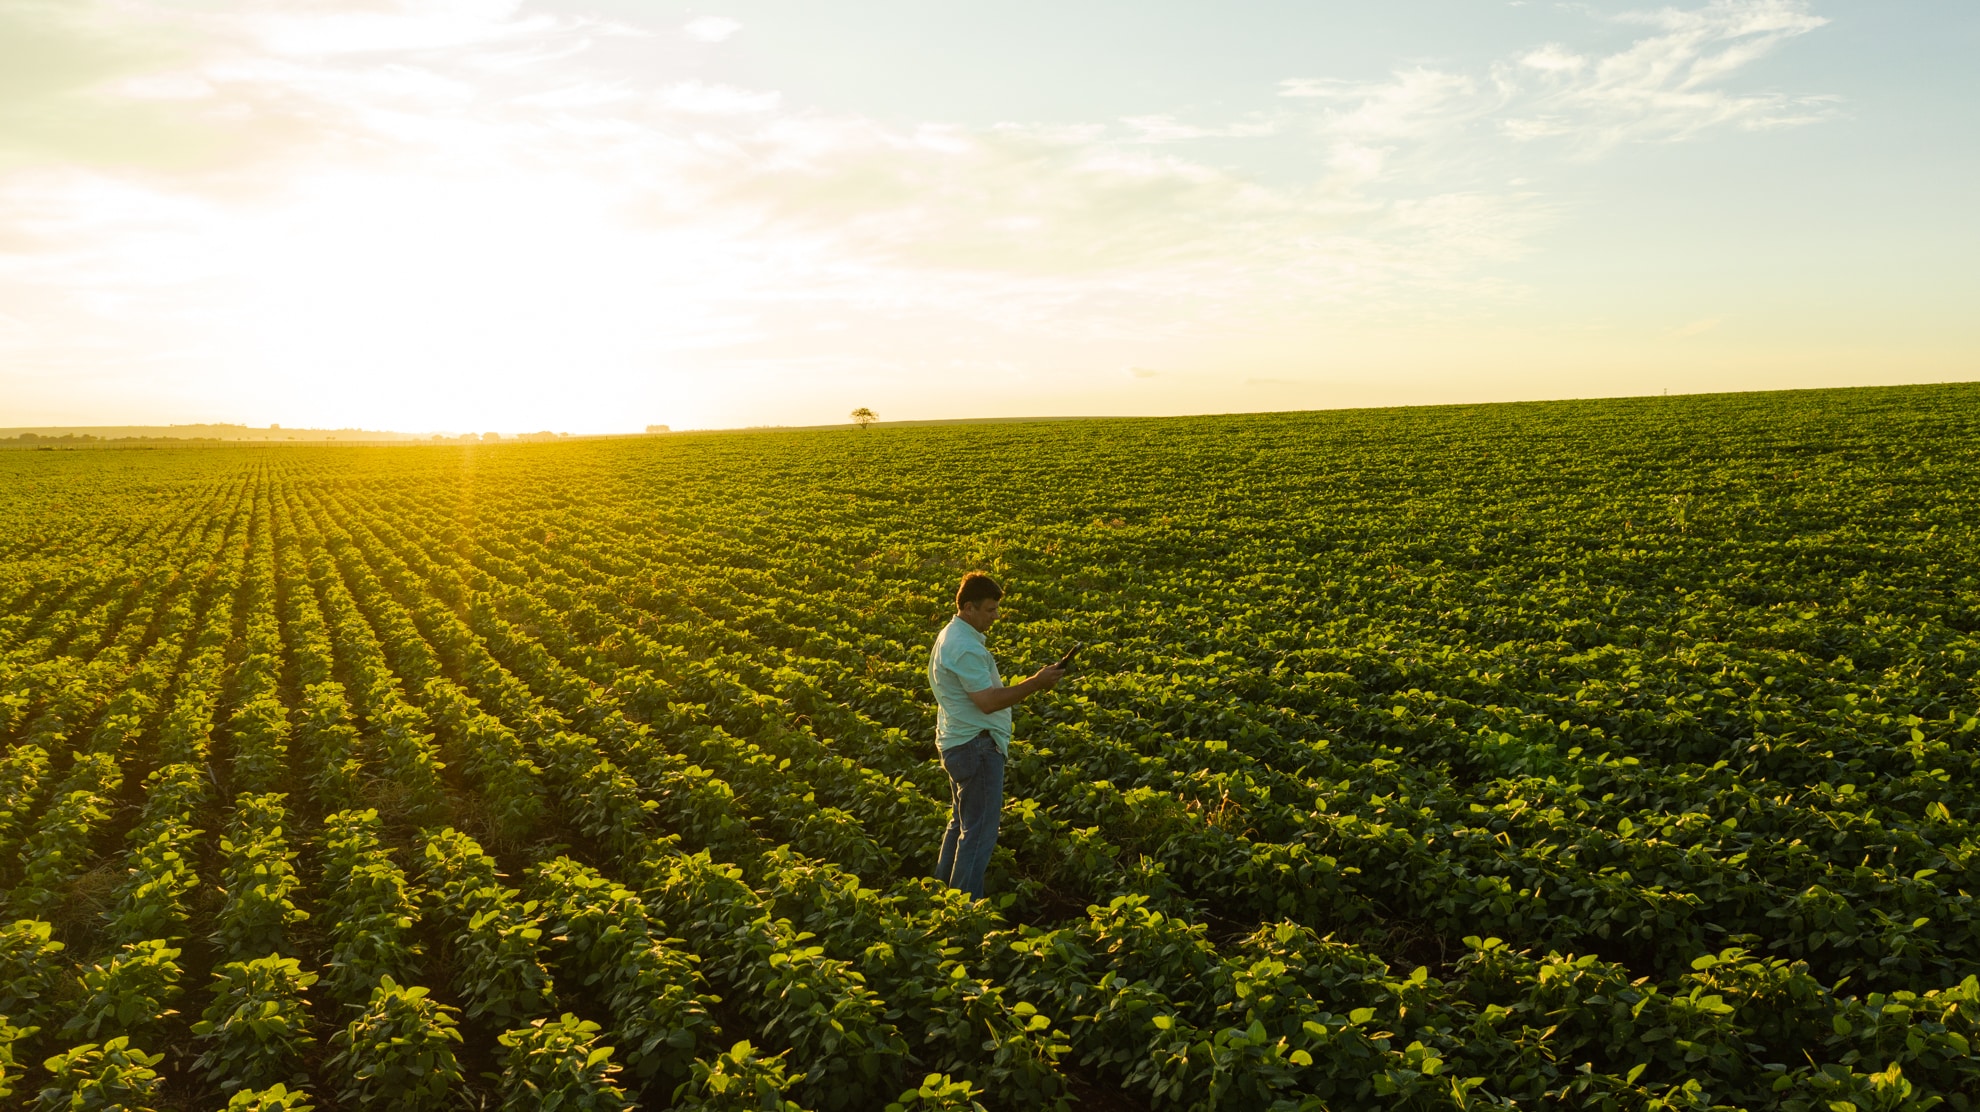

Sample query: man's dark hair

[956,572,1003,610]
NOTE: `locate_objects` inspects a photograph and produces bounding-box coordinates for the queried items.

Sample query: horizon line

[5,378,1976,443]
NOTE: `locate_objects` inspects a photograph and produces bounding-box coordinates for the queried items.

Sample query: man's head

[956,571,1003,632]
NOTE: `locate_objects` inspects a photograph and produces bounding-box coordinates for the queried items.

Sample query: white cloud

[1519,45,1587,74]
[1120,114,1277,143]
[1280,0,1834,158]
[1282,69,1486,141]
[657,80,779,115]
[1503,0,1835,149]
[683,16,741,43]
[1618,0,1826,38]
[108,73,222,101]
[512,82,634,110]
[239,0,569,56]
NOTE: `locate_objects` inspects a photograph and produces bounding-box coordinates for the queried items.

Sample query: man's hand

[966,662,1065,713]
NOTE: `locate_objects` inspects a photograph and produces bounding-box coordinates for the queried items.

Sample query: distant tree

[482,432,501,442]
[645,424,671,434]
[850,407,877,431]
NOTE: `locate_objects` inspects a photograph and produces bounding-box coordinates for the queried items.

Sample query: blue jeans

[934,731,1005,900]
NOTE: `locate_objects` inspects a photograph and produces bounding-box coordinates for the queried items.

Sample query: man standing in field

[929,572,1063,900]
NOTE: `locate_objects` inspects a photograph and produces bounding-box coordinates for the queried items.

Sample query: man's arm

[967,663,1064,713]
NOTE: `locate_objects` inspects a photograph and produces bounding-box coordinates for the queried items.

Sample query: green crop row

[2,384,1978,1108]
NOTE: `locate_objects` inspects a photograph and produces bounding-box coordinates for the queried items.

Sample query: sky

[1,0,1975,433]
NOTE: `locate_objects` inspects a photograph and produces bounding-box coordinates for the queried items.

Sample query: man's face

[959,598,1000,632]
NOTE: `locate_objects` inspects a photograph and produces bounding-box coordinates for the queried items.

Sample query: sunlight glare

[221,169,748,431]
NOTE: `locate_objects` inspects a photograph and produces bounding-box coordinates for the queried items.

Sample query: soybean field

[3,382,1978,1111]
